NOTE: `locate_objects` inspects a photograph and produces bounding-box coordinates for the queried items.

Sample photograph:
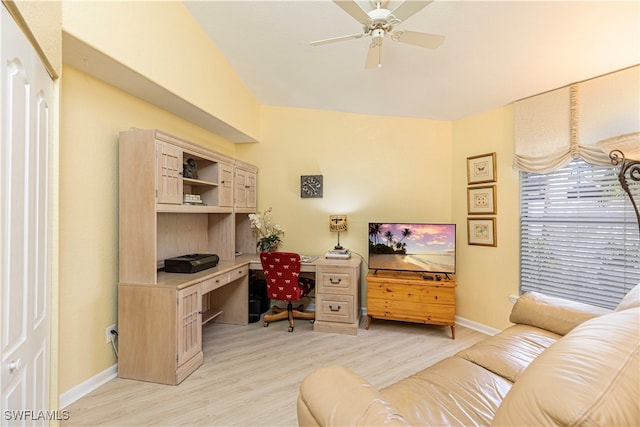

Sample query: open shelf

[202,308,223,325]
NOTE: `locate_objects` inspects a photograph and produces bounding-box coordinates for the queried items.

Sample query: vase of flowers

[248,207,284,252]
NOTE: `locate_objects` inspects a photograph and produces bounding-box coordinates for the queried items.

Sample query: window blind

[520,159,640,309]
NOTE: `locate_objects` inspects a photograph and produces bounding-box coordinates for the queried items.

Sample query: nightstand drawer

[316,268,354,294]
[316,294,354,323]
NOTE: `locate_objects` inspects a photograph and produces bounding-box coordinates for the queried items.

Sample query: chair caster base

[288,326,294,333]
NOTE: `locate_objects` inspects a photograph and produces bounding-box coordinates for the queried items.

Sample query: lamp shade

[329,215,347,232]
[596,131,640,161]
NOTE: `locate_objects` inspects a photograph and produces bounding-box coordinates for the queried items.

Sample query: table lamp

[329,215,348,250]
[597,131,640,236]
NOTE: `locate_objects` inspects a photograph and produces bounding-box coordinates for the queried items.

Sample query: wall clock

[300,175,323,198]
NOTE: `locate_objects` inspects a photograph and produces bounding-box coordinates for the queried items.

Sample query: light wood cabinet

[156,141,182,204]
[234,160,257,211]
[118,129,257,384]
[313,258,361,335]
[117,282,204,385]
[119,129,257,284]
[365,270,456,339]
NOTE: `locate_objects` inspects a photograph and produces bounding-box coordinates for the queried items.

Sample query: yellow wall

[58,65,236,393]
[452,106,521,329]
[61,0,260,141]
[236,106,453,269]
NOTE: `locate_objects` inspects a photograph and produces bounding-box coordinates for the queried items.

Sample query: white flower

[249,207,284,250]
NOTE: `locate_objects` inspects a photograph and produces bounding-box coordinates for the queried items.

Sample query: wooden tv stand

[365,270,456,339]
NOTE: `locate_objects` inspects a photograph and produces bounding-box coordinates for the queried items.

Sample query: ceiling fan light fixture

[371,28,385,43]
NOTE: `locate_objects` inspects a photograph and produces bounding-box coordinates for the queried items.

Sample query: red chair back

[260,252,305,302]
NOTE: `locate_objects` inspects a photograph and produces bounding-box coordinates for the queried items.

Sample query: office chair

[260,251,315,332]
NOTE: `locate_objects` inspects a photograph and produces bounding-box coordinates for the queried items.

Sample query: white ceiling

[184,0,639,122]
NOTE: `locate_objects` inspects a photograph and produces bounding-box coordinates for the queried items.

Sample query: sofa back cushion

[491,308,640,426]
[616,283,640,311]
[509,291,610,335]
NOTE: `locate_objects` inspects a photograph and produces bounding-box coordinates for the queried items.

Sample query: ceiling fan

[310,0,445,69]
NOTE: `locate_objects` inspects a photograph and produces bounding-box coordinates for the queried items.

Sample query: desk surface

[241,253,362,272]
[150,253,362,288]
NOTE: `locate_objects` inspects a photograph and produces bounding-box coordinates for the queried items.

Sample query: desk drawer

[201,266,247,294]
[201,274,228,294]
[316,267,354,294]
[316,294,354,323]
[229,265,247,281]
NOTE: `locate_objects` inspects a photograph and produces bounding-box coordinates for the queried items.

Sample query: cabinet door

[219,163,234,207]
[235,168,247,208]
[177,285,202,366]
[156,142,182,204]
[245,170,257,209]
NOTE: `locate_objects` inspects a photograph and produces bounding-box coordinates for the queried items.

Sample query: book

[325,250,350,259]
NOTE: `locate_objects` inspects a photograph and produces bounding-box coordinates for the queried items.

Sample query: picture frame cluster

[466,153,497,247]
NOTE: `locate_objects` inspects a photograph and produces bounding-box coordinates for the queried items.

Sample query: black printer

[164,253,219,274]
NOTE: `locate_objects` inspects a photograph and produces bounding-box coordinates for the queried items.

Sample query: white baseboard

[455,316,501,336]
[59,364,117,409]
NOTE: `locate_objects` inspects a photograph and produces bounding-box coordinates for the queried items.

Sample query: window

[520,159,639,309]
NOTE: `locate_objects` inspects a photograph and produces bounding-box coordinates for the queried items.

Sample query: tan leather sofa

[297,285,640,426]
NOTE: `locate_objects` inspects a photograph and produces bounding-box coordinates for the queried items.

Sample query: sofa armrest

[297,365,408,427]
[510,291,611,336]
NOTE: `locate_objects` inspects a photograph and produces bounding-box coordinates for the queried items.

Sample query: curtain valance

[514,66,639,173]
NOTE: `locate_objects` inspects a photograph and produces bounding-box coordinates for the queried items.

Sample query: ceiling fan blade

[389,0,434,22]
[365,43,383,69]
[333,0,371,24]
[391,30,445,49]
[310,33,365,46]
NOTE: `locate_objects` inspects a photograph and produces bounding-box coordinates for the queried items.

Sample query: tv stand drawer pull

[329,305,341,312]
[329,278,342,285]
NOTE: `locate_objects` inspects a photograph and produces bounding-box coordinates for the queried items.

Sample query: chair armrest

[297,365,408,427]
[510,291,611,336]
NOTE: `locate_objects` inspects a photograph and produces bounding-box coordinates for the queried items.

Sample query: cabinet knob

[9,359,22,372]
[329,305,341,312]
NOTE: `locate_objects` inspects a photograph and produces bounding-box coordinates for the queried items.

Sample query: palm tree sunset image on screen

[368,223,456,274]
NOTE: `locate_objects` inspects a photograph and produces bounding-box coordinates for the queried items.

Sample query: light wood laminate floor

[62,317,487,426]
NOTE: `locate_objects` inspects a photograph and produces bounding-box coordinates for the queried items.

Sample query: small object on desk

[301,255,319,263]
[325,249,350,259]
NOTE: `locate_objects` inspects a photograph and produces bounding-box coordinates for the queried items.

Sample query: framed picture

[467,185,497,215]
[467,218,497,247]
[467,153,497,184]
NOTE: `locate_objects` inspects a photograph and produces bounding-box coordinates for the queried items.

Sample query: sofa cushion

[509,291,610,335]
[381,357,512,427]
[616,283,640,311]
[456,324,560,382]
[491,307,640,426]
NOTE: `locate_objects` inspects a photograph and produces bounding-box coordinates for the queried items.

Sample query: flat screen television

[368,222,456,274]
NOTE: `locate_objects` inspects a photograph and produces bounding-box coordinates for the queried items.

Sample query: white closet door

[1,5,54,425]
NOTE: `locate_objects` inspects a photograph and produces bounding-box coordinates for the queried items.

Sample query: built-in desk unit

[117,129,258,385]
